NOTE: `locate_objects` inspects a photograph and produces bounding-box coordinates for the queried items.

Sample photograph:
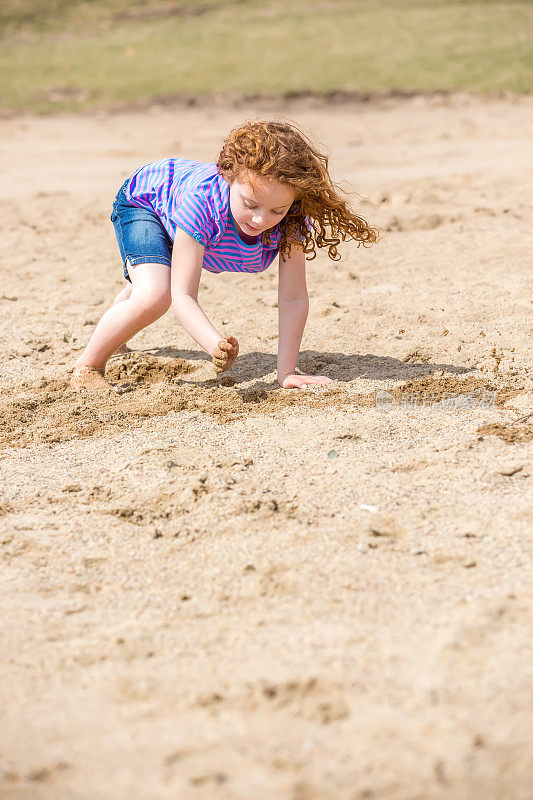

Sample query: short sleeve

[173,187,217,247]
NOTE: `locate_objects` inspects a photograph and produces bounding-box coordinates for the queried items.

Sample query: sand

[0,93,532,800]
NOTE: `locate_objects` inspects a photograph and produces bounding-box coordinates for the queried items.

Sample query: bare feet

[69,365,118,394]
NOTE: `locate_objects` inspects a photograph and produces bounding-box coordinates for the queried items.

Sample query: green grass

[1,1,531,113]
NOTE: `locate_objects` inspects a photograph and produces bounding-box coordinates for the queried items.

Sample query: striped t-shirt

[125,159,282,274]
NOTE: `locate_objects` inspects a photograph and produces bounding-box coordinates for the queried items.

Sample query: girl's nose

[252,211,264,225]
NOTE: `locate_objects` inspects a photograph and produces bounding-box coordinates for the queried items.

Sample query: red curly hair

[216,119,379,260]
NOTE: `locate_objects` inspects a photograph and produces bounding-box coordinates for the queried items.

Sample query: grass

[1,1,531,114]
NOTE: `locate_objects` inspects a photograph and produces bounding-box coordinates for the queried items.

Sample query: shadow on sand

[136,346,472,391]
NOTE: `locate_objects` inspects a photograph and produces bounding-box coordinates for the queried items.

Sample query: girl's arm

[171,228,237,367]
[277,246,333,389]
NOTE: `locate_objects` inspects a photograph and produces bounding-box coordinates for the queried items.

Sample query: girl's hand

[279,373,334,390]
[212,335,239,373]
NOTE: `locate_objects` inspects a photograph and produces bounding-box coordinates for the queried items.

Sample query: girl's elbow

[279,294,309,305]
[172,292,194,317]
[172,291,196,307]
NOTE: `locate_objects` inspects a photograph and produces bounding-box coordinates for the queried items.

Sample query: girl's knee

[113,284,132,305]
[131,291,171,323]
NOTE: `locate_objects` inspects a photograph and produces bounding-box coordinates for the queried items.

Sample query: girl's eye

[244,199,284,216]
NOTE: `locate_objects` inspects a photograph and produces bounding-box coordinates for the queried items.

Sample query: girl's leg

[112,282,133,353]
[113,282,132,305]
[71,262,171,390]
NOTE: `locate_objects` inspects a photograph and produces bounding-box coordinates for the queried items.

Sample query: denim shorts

[111,181,173,282]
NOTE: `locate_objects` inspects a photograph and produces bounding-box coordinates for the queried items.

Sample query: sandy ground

[0,94,532,800]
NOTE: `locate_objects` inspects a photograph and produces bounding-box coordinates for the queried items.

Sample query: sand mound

[106,353,194,385]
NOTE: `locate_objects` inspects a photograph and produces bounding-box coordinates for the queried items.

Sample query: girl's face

[228,172,295,239]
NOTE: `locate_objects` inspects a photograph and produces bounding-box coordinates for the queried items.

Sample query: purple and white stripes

[125,159,281,274]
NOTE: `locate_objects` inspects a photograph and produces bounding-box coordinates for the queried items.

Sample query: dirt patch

[106,353,194,385]
[391,375,521,407]
[0,367,525,449]
[0,375,364,448]
[477,423,533,445]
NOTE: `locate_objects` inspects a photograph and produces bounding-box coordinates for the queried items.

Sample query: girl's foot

[69,365,118,394]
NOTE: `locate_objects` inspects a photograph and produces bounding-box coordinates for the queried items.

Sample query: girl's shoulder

[174,161,229,217]
[169,161,229,248]
[131,158,224,194]
[172,159,222,187]
[173,159,225,201]
[128,157,217,194]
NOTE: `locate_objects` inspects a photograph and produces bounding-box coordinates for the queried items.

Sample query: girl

[71,120,378,393]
